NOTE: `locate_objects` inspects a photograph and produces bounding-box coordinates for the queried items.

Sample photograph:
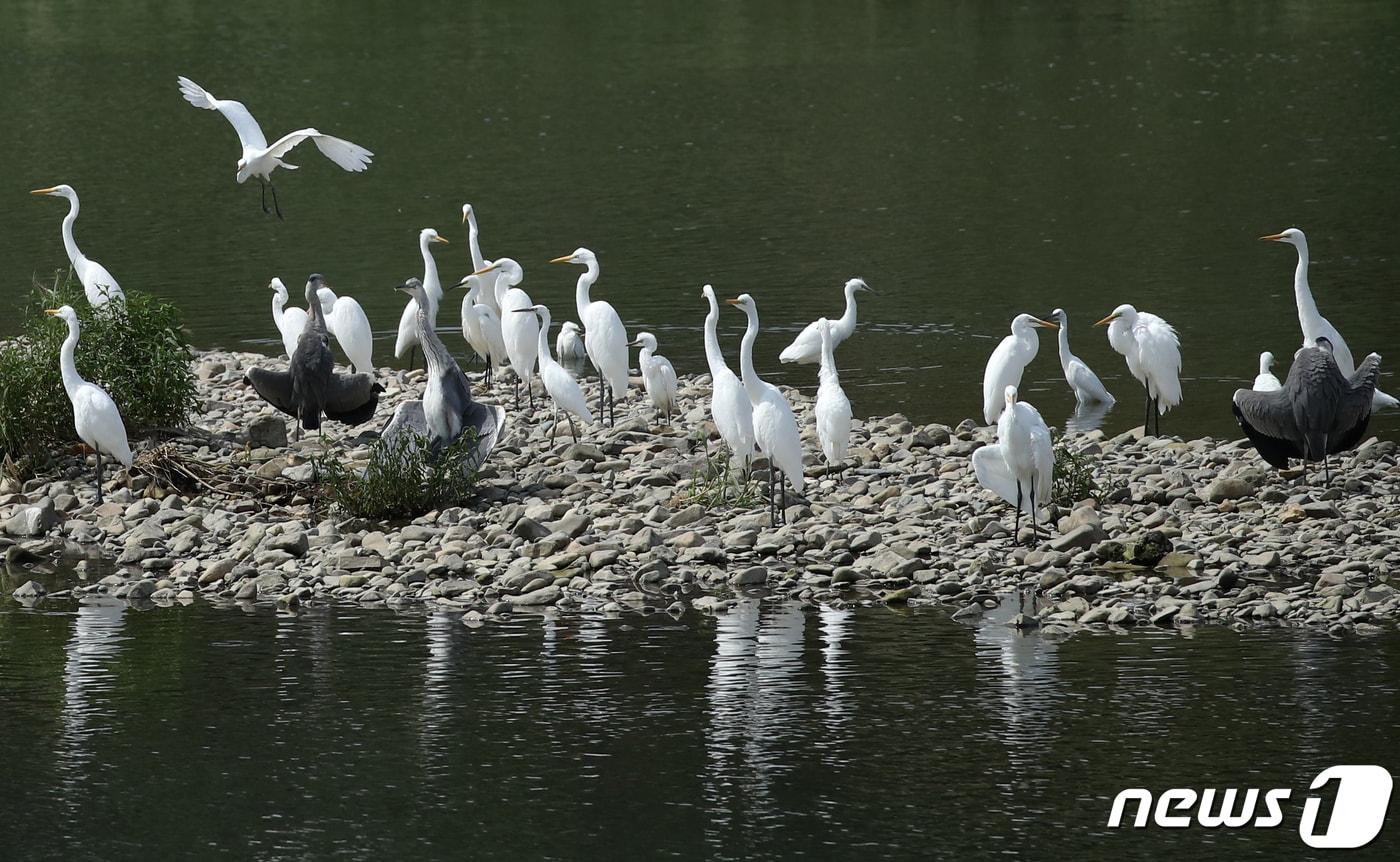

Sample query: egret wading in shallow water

[1253,352,1282,392]
[516,304,593,445]
[630,332,678,425]
[983,313,1058,424]
[815,318,853,480]
[1232,338,1381,484]
[1095,304,1182,436]
[395,229,450,371]
[176,76,373,218]
[46,306,132,503]
[315,283,373,374]
[465,259,538,410]
[555,321,587,370]
[1050,308,1114,405]
[1261,229,1398,410]
[268,278,308,359]
[728,294,805,526]
[550,248,629,426]
[972,385,1053,546]
[701,285,756,473]
[780,278,874,364]
[30,186,124,308]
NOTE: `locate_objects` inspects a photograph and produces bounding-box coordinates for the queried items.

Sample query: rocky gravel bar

[4,348,1400,637]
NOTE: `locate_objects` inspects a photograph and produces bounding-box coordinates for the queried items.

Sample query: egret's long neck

[1291,239,1321,329]
[738,307,762,401]
[820,331,838,378]
[494,275,511,309]
[1057,321,1072,372]
[271,292,286,328]
[420,238,443,300]
[466,213,485,271]
[1259,354,1271,375]
[838,286,859,336]
[575,259,599,323]
[58,318,83,397]
[703,295,727,377]
[535,311,555,369]
[61,196,83,266]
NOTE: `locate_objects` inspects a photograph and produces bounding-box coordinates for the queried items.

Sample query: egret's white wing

[1066,357,1114,403]
[542,362,594,424]
[1134,314,1183,410]
[265,128,373,172]
[177,76,268,150]
[1026,404,1054,504]
[779,319,823,364]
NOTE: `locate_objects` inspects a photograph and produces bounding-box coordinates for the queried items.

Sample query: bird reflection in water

[58,598,127,789]
[1064,399,1114,435]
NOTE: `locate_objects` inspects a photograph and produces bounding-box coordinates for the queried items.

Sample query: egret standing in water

[516,304,593,445]
[814,318,853,479]
[467,259,538,410]
[176,76,373,218]
[30,186,124,308]
[315,283,374,374]
[268,278,308,359]
[780,278,874,364]
[972,385,1053,546]
[630,332,679,425]
[1050,308,1114,405]
[550,248,629,426]
[1095,304,1182,436]
[1260,229,1397,409]
[46,306,132,503]
[728,294,804,526]
[1253,352,1282,392]
[394,229,450,370]
[701,285,756,472]
[983,313,1058,424]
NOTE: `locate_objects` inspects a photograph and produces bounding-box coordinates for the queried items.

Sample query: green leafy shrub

[313,429,480,521]
[683,443,762,510]
[0,274,200,466]
[1052,439,1100,506]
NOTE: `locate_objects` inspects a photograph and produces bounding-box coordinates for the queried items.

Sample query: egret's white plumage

[1096,303,1182,434]
[30,185,124,308]
[814,318,853,472]
[1051,308,1114,405]
[983,313,1058,424]
[555,321,587,368]
[395,229,450,361]
[315,284,373,374]
[631,332,679,424]
[779,278,873,364]
[1261,228,1397,409]
[461,204,500,316]
[472,259,538,408]
[729,293,805,524]
[701,285,756,468]
[551,248,630,425]
[518,304,593,443]
[269,278,308,359]
[1253,351,1282,393]
[972,385,1052,543]
[46,306,132,502]
[459,280,491,367]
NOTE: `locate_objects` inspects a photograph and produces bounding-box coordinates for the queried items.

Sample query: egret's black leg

[569,415,578,440]
[550,405,558,447]
[269,181,284,220]
[514,377,520,410]
[1143,387,1151,434]
[1030,484,1039,546]
[1014,480,1023,545]
[259,180,270,214]
[529,377,536,411]
[94,450,104,504]
[1325,455,1331,485]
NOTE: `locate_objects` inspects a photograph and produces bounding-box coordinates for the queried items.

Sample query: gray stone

[247,415,288,448]
[1203,477,1255,503]
[12,580,46,599]
[5,497,56,537]
[1049,524,1100,552]
[265,531,309,557]
[731,566,767,586]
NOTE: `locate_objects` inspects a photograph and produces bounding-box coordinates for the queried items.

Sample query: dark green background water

[3,0,1399,437]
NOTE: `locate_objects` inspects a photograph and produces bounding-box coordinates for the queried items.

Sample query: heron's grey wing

[246,368,297,418]
[1232,388,1301,469]
[459,403,507,474]
[1330,354,1382,454]
[381,401,428,460]
[1291,347,1347,459]
[441,361,475,417]
[322,373,382,426]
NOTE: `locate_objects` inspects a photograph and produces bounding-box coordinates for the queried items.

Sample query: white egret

[468,258,538,409]
[46,306,132,503]
[268,278,308,359]
[29,186,125,308]
[555,321,587,369]
[815,318,853,479]
[550,248,629,426]
[727,294,805,526]
[176,76,372,218]
[1253,351,1282,392]
[972,385,1053,545]
[1050,308,1114,405]
[472,303,509,390]
[461,203,500,315]
[982,313,1059,424]
[515,303,594,445]
[701,285,756,472]
[394,228,450,369]
[1260,228,1397,409]
[315,284,373,374]
[459,280,493,382]
[1095,303,1182,436]
[630,331,679,425]
[780,278,874,364]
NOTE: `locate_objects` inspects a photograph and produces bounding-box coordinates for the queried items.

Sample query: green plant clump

[684,443,763,510]
[313,429,481,521]
[0,274,200,466]
[1052,439,1101,507]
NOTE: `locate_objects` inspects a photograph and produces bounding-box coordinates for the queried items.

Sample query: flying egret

[550,248,629,426]
[176,76,372,218]
[1050,308,1114,405]
[315,283,373,374]
[727,294,805,526]
[815,318,853,479]
[972,385,1053,546]
[394,228,450,369]
[555,321,587,370]
[466,259,537,410]
[779,278,874,364]
[268,278,308,359]
[29,186,124,308]
[701,285,756,472]
[1095,304,1182,436]
[630,331,679,425]
[1233,338,1381,483]
[45,306,132,503]
[515,303,594,445]
[1253,352,1282,392]
[461,203,500,315]
[1260,228,1397,409]
[982,313,1058,424]
[459,280,493,382]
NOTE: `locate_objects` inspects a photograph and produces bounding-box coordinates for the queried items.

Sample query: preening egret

[972,385,1053,546]
[247,275,381,435]
[1233,338,1381,483]
[701,285,756,471]
[1050,308,1114,405]
[1253,352,1282,392]
[176,76,372,218]
[394,229,450,369]
[45,306,132,503]
[468,259,537,409]
[556,321,587,370]
[1095,304,1182,436]
[983,313,1058,424]
[459,281,493,382]
[727,294,804,526]
[29,186,124,308]
[550,248,630,426]
[1260,229,1397,409]
[392,278,484,454]
[315,284,373,374]
[630,332,678,425]
[516,303,593,445]
[779,278,874,364]
[814,318,853,478]
[461,203,500,315]
[268,278,308,358]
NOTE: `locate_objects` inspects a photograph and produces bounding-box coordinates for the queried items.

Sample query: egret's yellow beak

[724,298,742,306]
[43,308,60,316]
[1094,313,1118,327]
[431,235,450,244]
[461,211,469,224]
[1033,318,1059,330]
[30,187,57,196]
[1259,233,1285,242]
[472,263,500,276]
[549,254,575,265]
